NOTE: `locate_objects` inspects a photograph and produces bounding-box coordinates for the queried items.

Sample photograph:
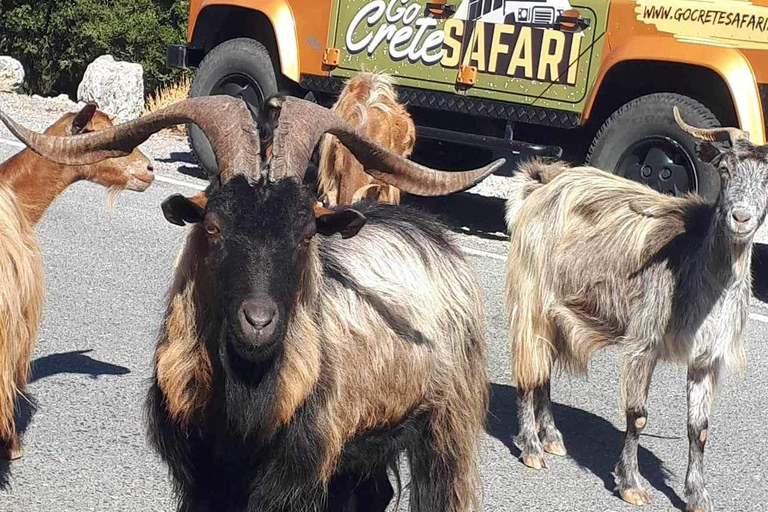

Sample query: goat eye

[205,222,220,237]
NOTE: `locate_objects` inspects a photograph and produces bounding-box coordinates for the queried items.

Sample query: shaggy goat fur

[148,182,488,512]
[317,73,416,206]
[0,183,44,458]
[505,151,764,511]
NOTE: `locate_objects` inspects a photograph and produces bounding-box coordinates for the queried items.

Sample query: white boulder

[0,56,25,93]
[77,55,144,123]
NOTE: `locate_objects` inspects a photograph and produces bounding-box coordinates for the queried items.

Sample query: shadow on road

[1,351,130,489]
[30,350,130,382]
[403,192,508,241]
[487,383,686,511]
[176,165,208,181]
[158,151,208,180]
[751,243,768,303]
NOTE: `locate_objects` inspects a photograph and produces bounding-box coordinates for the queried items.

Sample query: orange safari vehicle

[168,0,768,200]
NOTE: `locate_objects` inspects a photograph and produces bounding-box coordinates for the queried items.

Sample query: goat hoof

[6,446,22,460]
[2,443,22,460]
[2,435,22,460]
[521,454,547,470]
[542,441,567,457]
[620,488,651,506]
[686,492,714,512]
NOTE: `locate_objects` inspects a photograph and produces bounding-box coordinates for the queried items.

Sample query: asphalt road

[0,94,766,512]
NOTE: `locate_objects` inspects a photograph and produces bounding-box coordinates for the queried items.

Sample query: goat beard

[105,186,125,213]
[218,329,282,441]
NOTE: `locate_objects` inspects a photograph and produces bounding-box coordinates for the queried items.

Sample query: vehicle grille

[532,6,555,24]
[760,84,768,133]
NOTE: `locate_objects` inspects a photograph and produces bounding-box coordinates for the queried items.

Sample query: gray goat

[504,107,767,512]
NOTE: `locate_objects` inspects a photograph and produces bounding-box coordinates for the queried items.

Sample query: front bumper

[166,44,204,70]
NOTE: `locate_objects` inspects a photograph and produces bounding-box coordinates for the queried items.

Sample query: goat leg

[684,365,718,512]
[1,432,21,460]
[535,381,566,456]
[615,355,656,506]
[326,468,393,512]
[516,385,547,469]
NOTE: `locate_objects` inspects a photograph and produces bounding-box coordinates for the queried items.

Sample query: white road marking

[1,135,207,191]
[154,174,206,191]
[461,246,506,261]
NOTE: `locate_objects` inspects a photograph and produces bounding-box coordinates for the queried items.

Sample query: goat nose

[240,299,277,331]
[147,163,154,172]
[732,209,752,223]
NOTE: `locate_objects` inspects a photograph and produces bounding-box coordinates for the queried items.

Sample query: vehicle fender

[190,0,300,82]
[585,37,765,145]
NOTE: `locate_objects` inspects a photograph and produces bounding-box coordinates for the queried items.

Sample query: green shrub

[0,0,189,97]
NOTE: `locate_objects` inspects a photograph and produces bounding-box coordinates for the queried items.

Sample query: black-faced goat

[5,94,504,511]
[504,107,767,512]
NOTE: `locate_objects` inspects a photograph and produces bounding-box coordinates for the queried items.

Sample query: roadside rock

[0,56,25,92]
[77,55,144,123]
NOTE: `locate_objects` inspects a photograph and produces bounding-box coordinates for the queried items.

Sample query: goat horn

[0,96,261,182]
[673,106,749,146]
[269,97,504,196]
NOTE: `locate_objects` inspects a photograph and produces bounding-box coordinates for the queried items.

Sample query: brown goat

[0,103,154,225]
[318,72,416,206]
[0,103,153,459]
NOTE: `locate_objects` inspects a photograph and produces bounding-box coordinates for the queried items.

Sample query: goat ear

[314,204,367,239]
[696,141,724,164]
[162,193,206,226]
[71,103,98,135]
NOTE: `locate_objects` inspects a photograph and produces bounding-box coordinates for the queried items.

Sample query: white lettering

[368,24,398,55]
[389,26,414,59]
[420,29,445,64]
[346,1,386,53]
[402,3,420,24]
[345,0,449,66]
[408,18,435,61]
[385,0,408,23]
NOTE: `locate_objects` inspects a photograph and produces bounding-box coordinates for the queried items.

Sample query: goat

[0,183,43,460]
[0,103,153,459]
[317,72,416,206]
[4,94,504,511]
[504,107,766,512]
[0,103,154,225]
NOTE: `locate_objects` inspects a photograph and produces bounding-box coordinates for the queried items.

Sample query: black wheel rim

[615,136,697,196]
[211,73,264,121]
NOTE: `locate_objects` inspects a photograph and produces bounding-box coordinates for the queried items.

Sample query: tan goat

[317,72,416,206]
[0,103,153,459]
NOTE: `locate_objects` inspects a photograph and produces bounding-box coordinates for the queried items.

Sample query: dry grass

[143,74,192,136]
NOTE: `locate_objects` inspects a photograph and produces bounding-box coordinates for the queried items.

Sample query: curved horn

[0,96,260,181]
[269,97,504,196]
[673,106,749,146]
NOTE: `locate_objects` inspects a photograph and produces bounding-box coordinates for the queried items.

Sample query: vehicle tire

[187,37,278,175]
[586,93,721,202]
